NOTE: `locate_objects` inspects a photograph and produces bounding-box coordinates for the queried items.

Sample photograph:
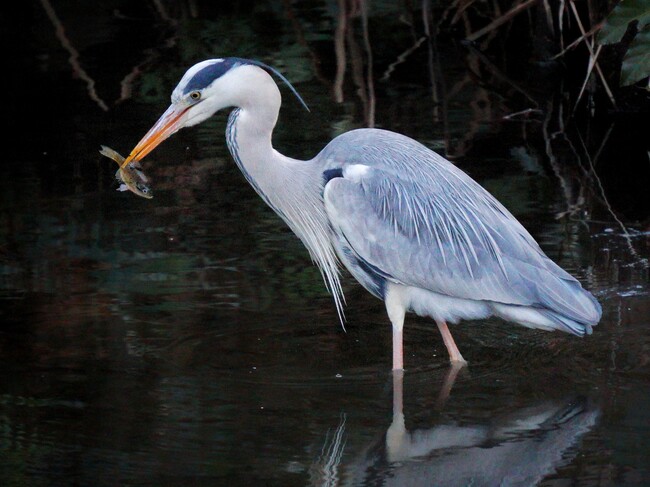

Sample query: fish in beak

[99,145,153,199]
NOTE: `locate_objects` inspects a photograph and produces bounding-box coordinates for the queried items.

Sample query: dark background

[0,1,648,485]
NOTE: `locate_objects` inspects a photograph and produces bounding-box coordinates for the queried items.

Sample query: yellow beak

[121,104,189,168]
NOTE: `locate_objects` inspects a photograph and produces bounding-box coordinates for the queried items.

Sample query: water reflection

[2,0,649,485]
[312,369,599,486]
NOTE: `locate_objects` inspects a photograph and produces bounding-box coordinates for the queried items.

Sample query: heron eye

[190,91,201,101]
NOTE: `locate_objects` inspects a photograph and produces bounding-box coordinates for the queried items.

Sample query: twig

[115,6,178,104]
[502,108,544,120]
[592,122,614,167]
[542,99,574,216]
[345,4,373,126]
[380,36,427,81]
[464,43,539,106]
[282,0,330,88]
[333,0,348,103]
[574,43,603,113]
[117,65,142,103]
[150,0,175,24]
[441,0,477,26]
[551,21,603,60]
[117,48,168,104]
[465,0,537,42]
[40,0,108,111]
[542,0,555,35]
[360,0,375,127]
[576,130,642,262]
[559,0,566,50]
[569,1,616,108]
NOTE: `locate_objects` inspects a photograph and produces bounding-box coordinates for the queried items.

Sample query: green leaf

[598,0,650,45]
[621,24,650,85]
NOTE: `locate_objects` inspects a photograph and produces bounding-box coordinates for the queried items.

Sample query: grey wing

[321,131,601,329]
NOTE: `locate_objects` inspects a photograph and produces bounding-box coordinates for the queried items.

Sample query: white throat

[223,69,345,321]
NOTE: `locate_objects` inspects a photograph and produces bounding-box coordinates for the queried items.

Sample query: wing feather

[320,129,601,325]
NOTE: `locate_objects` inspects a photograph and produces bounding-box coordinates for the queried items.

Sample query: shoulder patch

[322,168,344,185]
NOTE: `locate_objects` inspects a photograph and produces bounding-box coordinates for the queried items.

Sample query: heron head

[122,58,307,165]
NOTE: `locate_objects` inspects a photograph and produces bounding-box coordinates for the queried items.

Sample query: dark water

[2,1,649,486]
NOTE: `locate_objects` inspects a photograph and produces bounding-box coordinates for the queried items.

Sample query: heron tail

[534,276,602,335]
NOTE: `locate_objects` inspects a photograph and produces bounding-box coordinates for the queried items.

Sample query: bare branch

[465,0,537,42]
[40,0,108,111]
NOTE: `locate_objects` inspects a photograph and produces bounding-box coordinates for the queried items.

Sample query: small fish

[99,145,153,199]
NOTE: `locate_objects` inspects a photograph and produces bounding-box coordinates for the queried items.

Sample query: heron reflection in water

[309,370,600,486]
[122,57,601,369]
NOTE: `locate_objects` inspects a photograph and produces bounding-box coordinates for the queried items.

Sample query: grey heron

[122,57,601,370]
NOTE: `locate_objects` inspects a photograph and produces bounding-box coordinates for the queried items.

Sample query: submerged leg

[435,320,467,365]
[435,362,464,410]
[386,369,406,462]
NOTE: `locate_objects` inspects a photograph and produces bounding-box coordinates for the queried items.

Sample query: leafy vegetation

[598,0,650,85]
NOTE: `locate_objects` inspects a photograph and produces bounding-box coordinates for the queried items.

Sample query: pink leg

[392,325,404,371]
[392,368,404,416]
[436,320,467,364]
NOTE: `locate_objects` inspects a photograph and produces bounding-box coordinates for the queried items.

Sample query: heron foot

[436,320,467,365]
[450,356,468,366]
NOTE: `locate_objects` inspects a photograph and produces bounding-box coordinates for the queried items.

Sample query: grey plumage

[320,129,601,337]
[124,58,602,368]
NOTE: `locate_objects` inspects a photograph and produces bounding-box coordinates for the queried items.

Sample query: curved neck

[224,91,344,320]
[226,106,301,220]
